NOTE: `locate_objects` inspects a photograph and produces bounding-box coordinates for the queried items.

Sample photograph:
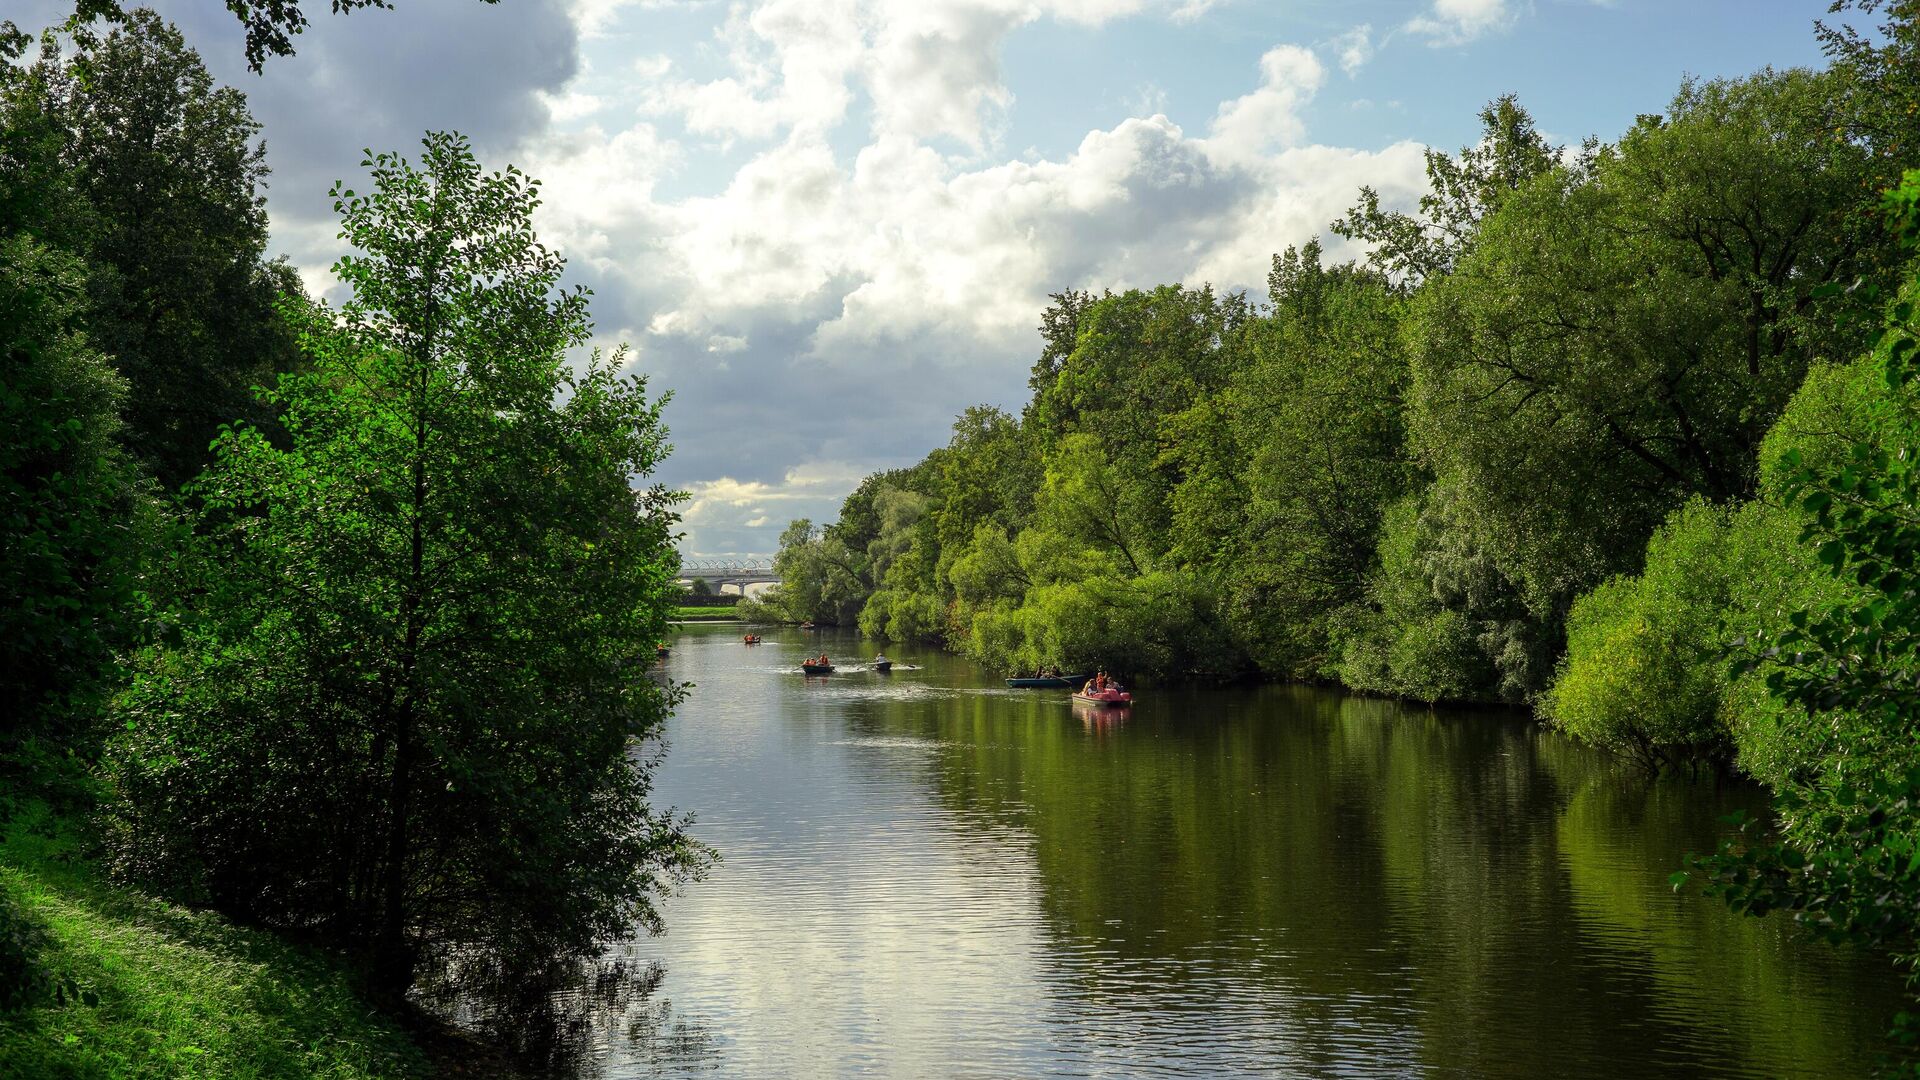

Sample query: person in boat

[874,652,889,664]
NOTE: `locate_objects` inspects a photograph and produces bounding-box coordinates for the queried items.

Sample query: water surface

[580,625,1900,1078]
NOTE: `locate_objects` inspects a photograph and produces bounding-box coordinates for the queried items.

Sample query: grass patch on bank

[672,607,740,621]
[0,804,434,1080]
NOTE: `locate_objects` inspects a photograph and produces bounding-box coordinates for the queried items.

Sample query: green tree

[0,233,147,781]
[1191,243,1415,677]
[1333,94,1559,285]
[46,0,502,71]
[38,11,306,488]
[1402,68,1879,697]
[1687,170,1920,1072]
[105,132,706,991]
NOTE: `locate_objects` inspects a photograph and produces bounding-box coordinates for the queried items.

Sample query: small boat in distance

[1072,687,1132,707]
[1006,672,1090,689]
[802,653,834,675]
[799,621,817,630]
[873,653,892,673]
[743,634,762,644]
[656,642,671,658]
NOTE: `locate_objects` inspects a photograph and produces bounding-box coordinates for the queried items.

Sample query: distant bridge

[678,558,781,596]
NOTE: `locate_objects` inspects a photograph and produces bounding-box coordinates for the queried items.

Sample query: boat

[743,634,762,644]
[801,662,834,675]
[1005,673,1090,689]
[799,621,817,630]
[656,643,671,658]
[872,656,892,673]
[1071,687,1132,707]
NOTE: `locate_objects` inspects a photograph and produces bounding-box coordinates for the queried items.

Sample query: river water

[573,624,1901,1078]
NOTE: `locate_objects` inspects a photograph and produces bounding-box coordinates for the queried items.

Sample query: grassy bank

[672,607,741,621]
[0,804,437,1080]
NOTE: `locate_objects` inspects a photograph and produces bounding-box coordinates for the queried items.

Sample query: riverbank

[673,607,742,622]
[0,803,505,1079]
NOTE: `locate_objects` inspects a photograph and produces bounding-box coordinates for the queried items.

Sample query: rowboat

[1005,673,1090,689]
[801,662,834,675]
[872,659,893,673]
[1071,688,1132,707]
[743,634,762,644]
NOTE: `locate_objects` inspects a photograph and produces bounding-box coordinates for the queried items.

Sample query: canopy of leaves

[105,132,707,992]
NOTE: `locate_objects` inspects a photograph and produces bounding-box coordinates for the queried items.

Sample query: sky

[14,0,1843,558]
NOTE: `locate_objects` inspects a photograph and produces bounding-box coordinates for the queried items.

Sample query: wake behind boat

[1006,672,1089,689]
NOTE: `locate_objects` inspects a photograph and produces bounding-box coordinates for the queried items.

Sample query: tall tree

[48,0,501,71]
[43,11,304,488]
[107,133,705,990]
[1333,94,1560,285]
[1403,68,1881,695]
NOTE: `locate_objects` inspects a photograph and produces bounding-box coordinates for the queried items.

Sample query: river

[568,624,1901,1078]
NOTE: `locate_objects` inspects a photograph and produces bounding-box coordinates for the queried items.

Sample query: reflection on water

[569,626,1900,1078]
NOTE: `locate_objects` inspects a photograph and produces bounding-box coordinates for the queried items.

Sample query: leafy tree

[1194,243,1415,677]
[1030,284,1252,547]
[37,11,306,488]
[1686,170,1920,1072]
[751,518,870,626]
[1818,0,1920,190]
[1543,499,1840,772]
[0,233,147,777]
[105,132,706,991]
[1332,94,1560,285]
[1404,68,1880,696]
[48,0,501,71]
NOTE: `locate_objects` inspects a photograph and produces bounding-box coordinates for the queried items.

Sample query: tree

[1401,68,1880,697]
[1332,94,1560,286]
[0,233,146,775]
[1687,169,1920,1072]
[1196,243,1415,677]
[39,11,306,488]
[106,132,706,991]
[46,0,501,72]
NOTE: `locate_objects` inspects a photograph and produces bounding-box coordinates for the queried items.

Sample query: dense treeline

[754,36,1910,721]
[751,5,1920,1057]
[2,7,703,1064]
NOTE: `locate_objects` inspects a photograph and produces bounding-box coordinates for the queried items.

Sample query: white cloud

[1169,0,1219,22]
[1406,0,1515,46]
[50,0,1433,557]
[1329,24,1373,76]
[503,20,1432,553]
[1203,44,1325,164]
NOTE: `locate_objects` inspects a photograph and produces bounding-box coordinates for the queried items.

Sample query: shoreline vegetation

[741,6,1920,1063]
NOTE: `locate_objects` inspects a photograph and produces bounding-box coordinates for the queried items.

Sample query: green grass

[0,805,435,1079]
[671,607,740,621]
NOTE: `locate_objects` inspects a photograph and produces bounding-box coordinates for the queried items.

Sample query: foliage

[1333,93,1559,285]
[1544,500,1840,771]
[1682,170,1920,1072]
[1347,68,1883,703]
[0,233,147,768]
[104,132,708,991]
[45,0,503,71]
